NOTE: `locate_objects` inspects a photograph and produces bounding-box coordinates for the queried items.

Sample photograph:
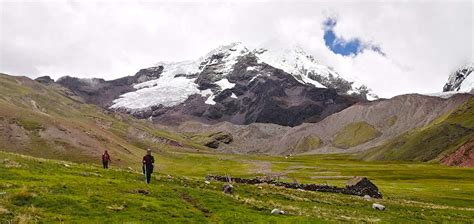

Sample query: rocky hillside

[174,94,473,160]
[0,74,207,165]
[54,66,163,108]
[362,95,474,163]
[53,43,377,127]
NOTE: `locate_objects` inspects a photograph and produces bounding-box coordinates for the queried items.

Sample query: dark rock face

[142,53,358,127]
[34,76,54,85]
[134,66,164,83]
[443,64,473,92]
[56,66,164,108]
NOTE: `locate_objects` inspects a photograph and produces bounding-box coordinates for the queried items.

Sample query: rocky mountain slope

[362,95,474,163]
[174,94,473,162]
[0,73,207,165]
[53,43,377,127]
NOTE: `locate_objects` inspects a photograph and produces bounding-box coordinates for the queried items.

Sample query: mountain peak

[443,62,474,93]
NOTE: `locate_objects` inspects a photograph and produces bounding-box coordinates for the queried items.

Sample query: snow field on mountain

[110,42,377,111]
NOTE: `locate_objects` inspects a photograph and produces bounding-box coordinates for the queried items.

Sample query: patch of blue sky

[323,18,385,57]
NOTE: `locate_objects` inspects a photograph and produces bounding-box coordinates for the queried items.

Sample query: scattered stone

[222,183,233,194]
[127,167,134,171]
[136,189,150,195]
[271,208,285,215]
[204,181,211,185]
[363,195,371,200]
[3,159,22,168]
[91,173,102,177]
[63,163,70,167]
[257,186,263,190]
[107,204,126,211]
[372,203,385,211]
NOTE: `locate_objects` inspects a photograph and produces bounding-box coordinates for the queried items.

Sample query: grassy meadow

[1,150,473,223]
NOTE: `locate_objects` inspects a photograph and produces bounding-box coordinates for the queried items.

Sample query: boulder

[222,183,233,194]
[372,203,385,211]
[136,189,150,195]
[35,76,54,84]
[271,208,285,215]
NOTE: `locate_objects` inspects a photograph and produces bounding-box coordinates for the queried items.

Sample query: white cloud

[0,1,472,98]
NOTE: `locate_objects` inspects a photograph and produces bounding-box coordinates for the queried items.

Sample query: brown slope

[172,93,472,155]
[0,74,207,166]
[276,94,473,154]
[170,121,291,154]
[441,136,474,167]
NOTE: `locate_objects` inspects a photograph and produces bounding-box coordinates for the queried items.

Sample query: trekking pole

[144,165,148,184]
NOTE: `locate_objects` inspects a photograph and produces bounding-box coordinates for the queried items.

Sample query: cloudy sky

[0,0,472,98]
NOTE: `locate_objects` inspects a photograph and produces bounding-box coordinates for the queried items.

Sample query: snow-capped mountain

[111,43,375,110]
[443,62,474,93]
[255,47,378,100]
[56,42,374,126]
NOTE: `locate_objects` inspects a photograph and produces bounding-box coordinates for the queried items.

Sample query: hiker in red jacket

[102,150,111,169]
[142,149,155,184]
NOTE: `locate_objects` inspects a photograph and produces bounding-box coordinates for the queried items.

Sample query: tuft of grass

[333,122,381,149]
[12,206,42,224]
[107,204,126,211]
[11,186,35,206]
[18,119,44,131]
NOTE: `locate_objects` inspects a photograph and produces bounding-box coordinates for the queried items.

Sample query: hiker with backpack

[102,150,111,169]
[142,149,155,184]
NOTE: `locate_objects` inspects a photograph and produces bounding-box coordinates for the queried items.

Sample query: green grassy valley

[1,151,473,223]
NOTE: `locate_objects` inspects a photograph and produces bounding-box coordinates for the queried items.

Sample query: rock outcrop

[34,76,54,85]
[441,136,474,167]
[56,66,164,108]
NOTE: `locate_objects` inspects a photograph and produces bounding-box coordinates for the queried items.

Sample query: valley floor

[1,151,473,223]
